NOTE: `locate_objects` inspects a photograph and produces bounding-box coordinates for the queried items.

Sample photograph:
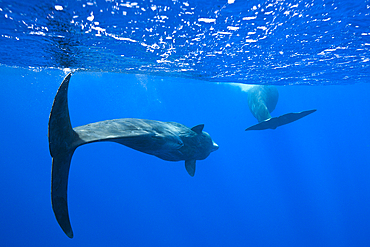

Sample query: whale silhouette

[245,85,316,131]
[48,73,218,238]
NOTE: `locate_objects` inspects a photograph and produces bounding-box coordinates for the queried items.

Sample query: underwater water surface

[0,0,370,247]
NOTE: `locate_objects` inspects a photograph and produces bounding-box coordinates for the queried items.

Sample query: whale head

[202,131,219,153]
[190,124,219,160]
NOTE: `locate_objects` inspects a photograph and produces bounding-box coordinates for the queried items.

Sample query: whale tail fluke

[245,109,316,131]
[48,73,77,238]
[51,153,75,238]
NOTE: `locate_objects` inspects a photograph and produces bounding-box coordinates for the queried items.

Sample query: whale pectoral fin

[191,124,204,134]
[185,160,196,177]
[245,109,316,131]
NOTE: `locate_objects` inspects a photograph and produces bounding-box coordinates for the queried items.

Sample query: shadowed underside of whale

[48,73,218,238]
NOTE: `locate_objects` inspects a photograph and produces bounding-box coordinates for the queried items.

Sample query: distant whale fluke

[245,85,316,131]
[245,109,317,131]
[48,73,218,238]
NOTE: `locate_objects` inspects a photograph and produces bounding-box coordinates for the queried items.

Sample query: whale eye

[178,139,184,147]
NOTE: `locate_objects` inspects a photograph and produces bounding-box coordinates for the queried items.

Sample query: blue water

[1,0,370,246]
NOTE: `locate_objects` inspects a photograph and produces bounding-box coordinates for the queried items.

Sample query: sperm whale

[245,85,316,131]
[49,73,218,238]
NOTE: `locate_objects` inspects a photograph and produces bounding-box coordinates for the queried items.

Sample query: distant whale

[49,73,219,238]
[245,85,316,131]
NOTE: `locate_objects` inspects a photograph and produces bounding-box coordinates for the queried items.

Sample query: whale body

[247,85,279,122]
[49,73,218,238]
[246,85,316,131]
